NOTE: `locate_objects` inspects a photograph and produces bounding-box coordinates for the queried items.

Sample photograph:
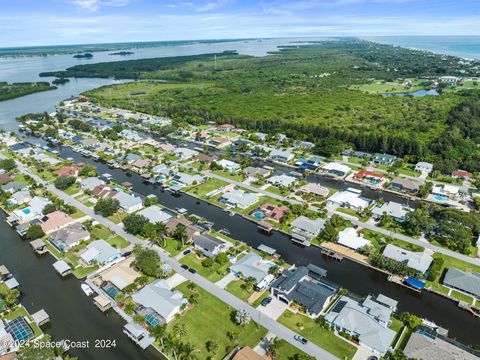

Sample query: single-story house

[132,279,187,323]
[10,196,51,224]
[443,268,480,299]
[243,166,271,179]
[295,157,321,171]
[267,174,297,188]
[131,159,151,172]
[414,162,433,173]
[91,184,118,199]
[389,177,422,194]
[9,189,31,206]
[354,170,384,184]
[218,123,235,132]
[327,188,370,211]
[152,164,171,176]
[49,222,90,251]
[220,189,259,209]
[382,244,433,274]
[257,203,289,221]
[290,216,326,246]
[193,154,213,164]
[216,159,240,173]
[323,163,351,177]
[172,172,203,186]
[451,170,473,180]
[269,149,294,162]
[166,217,199,242]
[1,181,26,194]
[54,166,81,177]
[40,210,75,233]
[117,153,142,165]
[158,143,176,153]
[371,202,412,222]
[113,191,143,213]
[136,205,173,224]
[337,228,371,250]
[209,137,231,148]
[80,240,121,265]
[230,252,274,289]
[80,177,106,191]
[270,264,336,318]
[298,183,329,198]
[99,257,140,291]
[193,234,228,258]
[432,184,460,199]
[0,173,12,185]
[325,294,397,355]
[174,147,198,160]
[372,153,398,167]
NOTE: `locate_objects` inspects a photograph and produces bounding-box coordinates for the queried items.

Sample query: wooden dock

[320,247,343,261]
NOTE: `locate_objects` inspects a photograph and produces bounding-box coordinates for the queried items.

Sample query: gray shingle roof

[194,234,225,253]
[443,268,480,298]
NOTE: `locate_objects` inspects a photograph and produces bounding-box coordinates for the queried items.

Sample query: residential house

[193,234,228,258]
[0,173,12,185]
[158,143,176,153]
[194,131,209,142]
[54,166,81,177]
[131,159,151,173]
[452,170,473,180]
[270,264,336,318]
[0,326,16,356]
[432,184,461,200]
[372,202,412,222]
[298,183,329,198]
[290,216,326,246]
[257,203,289,221]
[123,322,154,349]
[117,153,142,165]
[137,206,173,224]
[10,196,51,224]
[295,141,315,149]
[209,137,231,148]
[91,184,118,199]
[218,123,235,132]
[230,253,274,290]
[49,222,90,251]
[322,163,351,177]
[443,268,480,299]
[266,174,297,188]
[174,148,198,160]
[243,166,271,179]
[1,181,26,194]
[113,192,143,213]
[80,240,121,265]
[40,211,75,234]
[294,157,322,171]
[325,294,397,355]
[132,279,187,323]
[415,162,433,174]
[327,188,371,211]
[389,177,422,194]
[372,153,398,167]
[254,132,268,141]
[216,159,240,173]
[152,164,171,177]
[172,172,203,186]
[119,129,142,142]
[166,217,199,242]
[354,170,385,185]
[193,154,213,165]
[220,189,259,209]
[9,189,32,206]
[269,149,294,163]
[81,138,100,149]
[338,228,371,250]
[99,257,140,291]
[80,177,106,191]
[382,244,433,274]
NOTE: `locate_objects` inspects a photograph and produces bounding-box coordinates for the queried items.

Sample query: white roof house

[174,147,198,159]
[432,184,460,197]
[414,162,433,173]
[323,163,351,177]
[382,244,433,274]
[220,189,259,209]
[327,188,370,211]
[267,174,297,188]
[113,192,143,213]
[173,172,204,186]
[132,279,187,323]
[290,216,326,246]
[10,189,32,205]
[338,228,371,250]
[230,252,273,285]
[269,149,294,162]
[80,240,121,265]
[80,177,105,191]
[137,206,173,224]
[12,196,51,223]
[216,159,240,173]
[371,202,412,222]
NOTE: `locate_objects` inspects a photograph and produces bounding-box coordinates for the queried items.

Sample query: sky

[1,0,480,47]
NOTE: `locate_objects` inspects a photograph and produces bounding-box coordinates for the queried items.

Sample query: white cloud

[71,0,131,11]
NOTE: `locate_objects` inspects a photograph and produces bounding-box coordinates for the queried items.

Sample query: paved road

[203,167,480,267]
[11,158,338,360]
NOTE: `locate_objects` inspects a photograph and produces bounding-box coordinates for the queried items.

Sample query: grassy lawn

[188,177,229,198]
[336,207,359,219]
[390,317,403,333]
[277,310,357,360]
[108,211,128,224]
[275,339,313,359]
[70,208,86,219]
[266,185,289,196]
[225,279,255,301]
[430,239,477,258]
[163,282,268,360]
[360,229,424,252]
[64,183,81,195]
[107,235,130,249]
[451,290,474,304]
[45,240,63,258]
[212,170,245,182]
[73,265,98,279]
[252,291,270,308]
[2,306,43,338]
[159,237,188,256]
[179,253,231,282]
[91,224,112,239]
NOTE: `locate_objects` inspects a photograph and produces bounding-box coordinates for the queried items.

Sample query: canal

[53,145,480,347]
[0,211,163,360]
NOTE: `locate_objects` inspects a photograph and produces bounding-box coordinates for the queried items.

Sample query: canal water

[0,211,163,360]
[54,145,480,347]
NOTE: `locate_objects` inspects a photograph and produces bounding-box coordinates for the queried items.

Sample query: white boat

[81,283,94,296]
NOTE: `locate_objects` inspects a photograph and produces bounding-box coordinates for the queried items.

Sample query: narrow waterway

[0,211,163,360]
[52,145,480,347]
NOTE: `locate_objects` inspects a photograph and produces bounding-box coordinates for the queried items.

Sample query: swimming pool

[252,211,266,219]
[434,195,448,201]
[21,208,31,215]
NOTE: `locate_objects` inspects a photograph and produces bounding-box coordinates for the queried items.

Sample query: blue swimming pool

[21,208,31,215]
[252,211,266,219]
[434,195,448,201]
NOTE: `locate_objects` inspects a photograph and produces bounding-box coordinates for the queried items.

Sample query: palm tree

[149,324,167,343]
[174,225,188,246]
[179,342,198,360]
[205,340,218,355]
[173,323,188,338]
[227,330,238,343]
[163,333,179,360]
[267,338,280,359]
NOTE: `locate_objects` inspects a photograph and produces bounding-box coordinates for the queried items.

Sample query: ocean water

[362,36,480,59]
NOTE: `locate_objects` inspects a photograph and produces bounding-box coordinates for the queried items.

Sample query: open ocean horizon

[361,35,480,59]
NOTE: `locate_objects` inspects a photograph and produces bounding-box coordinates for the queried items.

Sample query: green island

[44,39,480,173]
[0,81,56,101]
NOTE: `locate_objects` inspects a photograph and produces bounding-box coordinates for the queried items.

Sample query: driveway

[164,273,187,288]
[258,296,288,320]
[215,272,236,289]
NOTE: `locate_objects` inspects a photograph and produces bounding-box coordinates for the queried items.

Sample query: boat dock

[320,247,343,261]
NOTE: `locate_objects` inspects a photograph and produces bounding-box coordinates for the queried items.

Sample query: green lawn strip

[91,224,112,239]
[108,211,128,224]
[277,310,357,360]
[106,235,130,249]
[252,291,270,308]
[211,170,245,182]
[451,290,474,304]
[70,208,86,219]
[188,177,229,198]
[360,229,424,252]
[73,265,99,279]
[266,185,289,196]
[225,279,255,301]
[64,184,81,195]
[179,253,230,282]
[336,207,359,219]
[430,239,477,258]
[45,240,63,259]
[396,328,413,351]
[275,339,313,359]
[389,317,403,333]
[158,237,187,256]
[163,282,268,360]
[427,253,480,290]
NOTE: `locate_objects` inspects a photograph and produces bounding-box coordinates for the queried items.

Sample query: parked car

[261,297,272,306]
[188,268,197,274]
[183,249,191,255]
[181,264,189,270]
[294,335,308,345]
